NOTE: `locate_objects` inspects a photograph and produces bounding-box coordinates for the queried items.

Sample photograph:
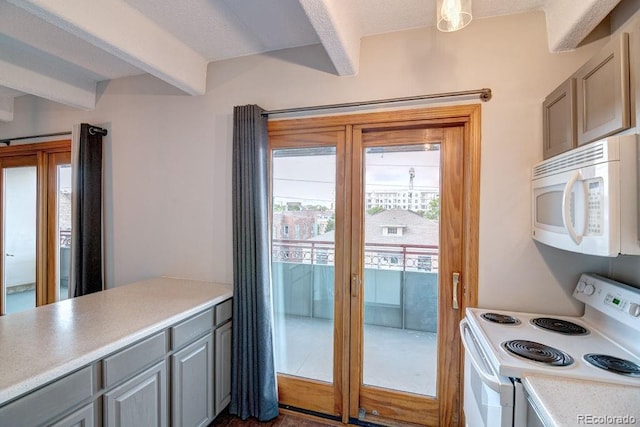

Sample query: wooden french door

[269,106,479,426]
[0,141,72,315]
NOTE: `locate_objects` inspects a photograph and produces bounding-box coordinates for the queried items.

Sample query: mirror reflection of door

[0,141,72,315]
[1,156,37,315]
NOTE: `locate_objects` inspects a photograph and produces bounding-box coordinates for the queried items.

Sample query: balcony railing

[272,239,438,272]
[272,238,439,333]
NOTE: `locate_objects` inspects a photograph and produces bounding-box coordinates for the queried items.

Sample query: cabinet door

[215,321,232,416]
[172,333,214,427]
[543,78,576,159]
[50,402,95,427]
[575,32,630,145]
[104,361,168,427]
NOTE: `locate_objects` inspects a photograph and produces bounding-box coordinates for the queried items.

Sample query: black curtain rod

[0,126,107,146]
[261,88,492,116]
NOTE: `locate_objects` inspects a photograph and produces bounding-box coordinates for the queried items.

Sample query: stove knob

[628,303,640,318]
[583,283,595,296]
[577,281,586,292]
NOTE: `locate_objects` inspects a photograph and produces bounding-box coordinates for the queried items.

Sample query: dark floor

[210,409,340,427]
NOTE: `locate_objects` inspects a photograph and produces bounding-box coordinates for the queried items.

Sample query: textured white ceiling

[0,0,622,122]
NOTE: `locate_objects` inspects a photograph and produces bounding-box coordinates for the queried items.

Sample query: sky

[272,145,441,208]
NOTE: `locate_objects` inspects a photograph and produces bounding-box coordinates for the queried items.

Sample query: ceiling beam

[545,0,621,52]
[7,0,208,95]
[298,0,361,76]
[0,56,96,111]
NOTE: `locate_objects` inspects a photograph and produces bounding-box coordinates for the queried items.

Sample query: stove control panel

[573,273,640,330]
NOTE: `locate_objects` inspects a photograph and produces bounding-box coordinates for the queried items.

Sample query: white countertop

[523,375,640,427]
[0,277,233,405]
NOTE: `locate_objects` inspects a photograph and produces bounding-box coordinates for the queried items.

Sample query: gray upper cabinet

[575,32,630,146]
[543,78,577,159]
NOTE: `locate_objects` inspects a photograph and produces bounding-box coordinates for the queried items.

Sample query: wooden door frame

[268,104,480,425]
[47,151,72,303]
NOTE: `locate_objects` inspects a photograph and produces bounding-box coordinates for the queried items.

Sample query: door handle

[351,274,360,298]
[5,253,13,257]
[452,272,460,310]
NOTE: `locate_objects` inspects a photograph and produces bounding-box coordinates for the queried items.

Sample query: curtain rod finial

[88,126,108,137]
[480,89,492,102]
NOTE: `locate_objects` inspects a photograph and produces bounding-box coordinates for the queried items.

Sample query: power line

[273,177,335,184]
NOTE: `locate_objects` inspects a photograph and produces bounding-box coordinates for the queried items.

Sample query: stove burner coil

[530,317,589,335]
[584,354,640,377]
[481,313,521,325]
[502,340,574,367]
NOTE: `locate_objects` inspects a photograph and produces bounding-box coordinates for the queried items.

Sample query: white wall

[1,11,637,315]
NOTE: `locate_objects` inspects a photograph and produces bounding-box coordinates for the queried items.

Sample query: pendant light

[437,0,472,32]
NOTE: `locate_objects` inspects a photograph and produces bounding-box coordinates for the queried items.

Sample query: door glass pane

[362,144,440,396]
[57,164,72,301]
[4,166,37,314]
[272,147,336,383]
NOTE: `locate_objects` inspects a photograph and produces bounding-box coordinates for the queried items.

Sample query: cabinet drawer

[0,366,93,427]
[215,299,232,326]
[103,331,167,388]
[171,308,214,350]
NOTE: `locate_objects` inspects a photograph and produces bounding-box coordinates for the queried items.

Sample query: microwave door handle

[562,171,583,245]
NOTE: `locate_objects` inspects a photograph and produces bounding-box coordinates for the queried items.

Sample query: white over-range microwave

[531,134,640,257]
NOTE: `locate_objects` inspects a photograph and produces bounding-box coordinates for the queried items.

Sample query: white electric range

[460,273,640,426]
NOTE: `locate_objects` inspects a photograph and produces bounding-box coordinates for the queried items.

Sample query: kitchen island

[0,276,233,426]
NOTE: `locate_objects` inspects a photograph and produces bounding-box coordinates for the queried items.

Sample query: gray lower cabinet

[171,333,214,427]
[0,299,232,427]
[103,360,168,427]
[0,366,93,427]
[215,321,232,416]
[50,402,96,427]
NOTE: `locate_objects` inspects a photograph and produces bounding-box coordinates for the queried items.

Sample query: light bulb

[436,0,472,32]
[441,0,462,29]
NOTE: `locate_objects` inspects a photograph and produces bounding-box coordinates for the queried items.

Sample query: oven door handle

[460,319,512,395]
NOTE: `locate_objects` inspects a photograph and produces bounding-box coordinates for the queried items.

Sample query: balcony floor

[275,315,437,396]
[5,286,69,315]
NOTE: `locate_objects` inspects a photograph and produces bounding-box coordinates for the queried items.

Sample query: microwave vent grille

[533,143,605,178]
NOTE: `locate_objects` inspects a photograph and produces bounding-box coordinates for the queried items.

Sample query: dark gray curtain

[70,123,104,297]
[229,105,279,421]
